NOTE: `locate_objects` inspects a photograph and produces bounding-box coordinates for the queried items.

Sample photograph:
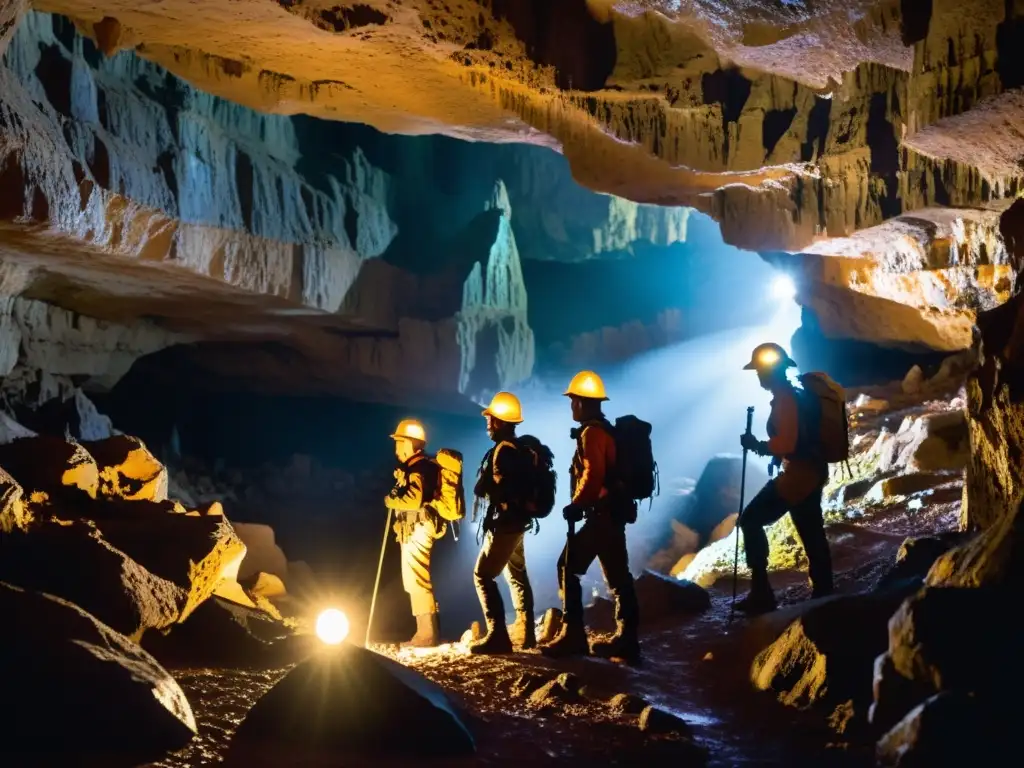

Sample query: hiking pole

[365,507,393,648]
[729,406,755,625]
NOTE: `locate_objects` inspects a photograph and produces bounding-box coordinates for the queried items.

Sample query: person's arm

[571,427,609,506]
[384,468,426,511]
[765,394,799,457]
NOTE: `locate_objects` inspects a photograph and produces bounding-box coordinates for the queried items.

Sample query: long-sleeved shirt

[475,440,524,505]
[571,422,617,507]
[385,453,437,513]
[766,385,827,504]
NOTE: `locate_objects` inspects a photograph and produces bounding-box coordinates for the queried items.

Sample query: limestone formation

[0,435,99,504]
[84,434,168,502]
[0,580,196,763]
[0,464,26,532]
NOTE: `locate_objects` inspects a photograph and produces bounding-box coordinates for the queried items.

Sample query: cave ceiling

[1,0,1023,409]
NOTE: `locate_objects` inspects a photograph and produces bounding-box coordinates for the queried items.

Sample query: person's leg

[789,485,834,597]
[591,516,641,663]
[401,521,439,647]
[469,530,518,654]
[736,480,790,614]
[503,533,536,649]
[541,518,599,657]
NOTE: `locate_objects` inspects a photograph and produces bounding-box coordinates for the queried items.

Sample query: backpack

[428,448,466,522]
[796,372,850,463]
[514,435,557,519]
[609,416,660,504]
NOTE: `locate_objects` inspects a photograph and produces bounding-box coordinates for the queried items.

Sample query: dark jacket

[475,439,532,533]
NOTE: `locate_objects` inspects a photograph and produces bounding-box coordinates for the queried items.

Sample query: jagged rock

[538,607,563,645]
[0,519,184,638]
[249,571,287,599]
[141,595,310,670]
[0,581,196,764]
[876,692,1011,767]
[608,693,648,715]
[83,435,168,502]
[0,409,35,444]
[460,621,484,646]
[233,522,288,582]
[89,503,247,624]
[876,534,961,590]
[229,645,475,759]
[0,464,28,532]
[871,586,1022,735]
[925,499,1024,588]
[587,571,710,630]
[751,582,921,726]
[0,436,98,504]
[638,706,692,737]
[901,366,925,395]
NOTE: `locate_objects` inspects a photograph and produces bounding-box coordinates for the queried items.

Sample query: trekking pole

[729,406,755,625]
[365,507,393,648]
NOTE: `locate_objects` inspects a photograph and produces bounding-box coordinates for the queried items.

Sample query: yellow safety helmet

[390,419,426,443]
[743,342,796,372]
[563,370,609,401]
[482,391,524,424]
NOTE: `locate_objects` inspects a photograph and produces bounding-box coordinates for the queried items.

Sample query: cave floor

[148,500,957,768]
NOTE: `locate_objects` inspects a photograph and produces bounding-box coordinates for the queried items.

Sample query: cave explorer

[385,418,445,647]
[468,391,537,655]
[736,342,835,615]
[541,370,641,665]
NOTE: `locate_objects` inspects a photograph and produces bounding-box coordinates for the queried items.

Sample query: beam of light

[316,608,350,645]
[771,274,796,302]
[434,272,804,616]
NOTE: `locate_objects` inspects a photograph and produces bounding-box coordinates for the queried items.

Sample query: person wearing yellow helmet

[736,343,834,616]
[468,391,537,655]
[540,370,641,665]
[384,418,444,647]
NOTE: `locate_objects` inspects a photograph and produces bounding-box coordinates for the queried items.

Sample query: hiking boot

[402,613,440,648]
[733,589,777,616]
[591,624,641,665]
[539,621,589,658]
[513,611,537,650]
[469,621,513,655]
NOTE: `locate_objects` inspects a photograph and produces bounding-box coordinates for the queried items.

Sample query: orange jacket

[766,388,800,459]
[571,423,617,507]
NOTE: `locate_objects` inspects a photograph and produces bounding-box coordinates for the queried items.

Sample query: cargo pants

[474,529,533,622]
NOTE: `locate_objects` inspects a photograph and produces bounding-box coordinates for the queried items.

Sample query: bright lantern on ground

[315,608,350,645]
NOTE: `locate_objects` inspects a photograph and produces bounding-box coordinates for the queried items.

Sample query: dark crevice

[88,135,111,190]
[996,0,1024,89]
[490,0,616,91]
[701,68,752,160]
[156,150,178,210]
[762,107,798,159]
[34,44,73,117]
[867,92,902,218]
[899,0,933,47]
[343,202,359,250]
[50,13,75,51]
[801,97,832,162]
[235,150,254,232]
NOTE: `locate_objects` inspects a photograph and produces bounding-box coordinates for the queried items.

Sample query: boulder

[89,503,247,624]
[82,435,168,502]
[530,674,582,706]
[907,411,968,472]
[250,571,287,599]
[586,571,709,630]
[511,671,549,699]
[233,522,289,582]
[229,645,475,759]
[638,706,692,736]
[0,521,183,639]
[924,499,1024,588]
[751,581,921,725]
[877,692,1010,767]
[876,534,961,590]
[0,465,28,533]
[0,581,196,764]
[864,472,952,503]
[901,365,924,395]
[608,692,648,715]
[141,595,310,669]
[686,455,768,543]
[0,436,98,505]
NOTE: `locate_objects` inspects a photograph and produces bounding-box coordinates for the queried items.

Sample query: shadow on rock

[226,644,475,763]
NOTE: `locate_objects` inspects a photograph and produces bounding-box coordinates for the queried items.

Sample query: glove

[562,503,584,523]
[739,432,760,453]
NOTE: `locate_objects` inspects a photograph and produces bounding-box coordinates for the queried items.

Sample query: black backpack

[609,416,659,505]
[515,435,557,519]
